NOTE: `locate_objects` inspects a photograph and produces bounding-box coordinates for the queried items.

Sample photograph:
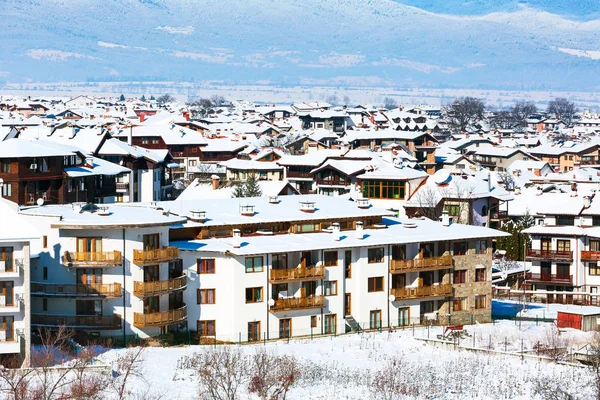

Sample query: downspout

[122,228,127,345]
[321,249,324,335]
[266,253,269,341]
[387,244,391,328]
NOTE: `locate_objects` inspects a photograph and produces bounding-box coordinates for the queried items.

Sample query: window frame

[197,320,216,336]
[475,268,487,282]
[324,251,338,267]
[324,280,338,296]
[368,276,384,292]
[453,297,466,312]
[474,240,487,255]
[197,258,216,274]
[197,288,216,304]
[453,270,467,284]
[245,287,263,303]
[245,256,264,273]
[474,295,486,309]
[367,247,385,264]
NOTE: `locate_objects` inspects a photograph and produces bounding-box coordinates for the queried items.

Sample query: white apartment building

[524,194,600,304]
[0,198,38,365]
[14,195,506,344]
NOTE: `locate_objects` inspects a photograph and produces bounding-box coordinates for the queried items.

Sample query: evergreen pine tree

[150,95,156,101]
[231,183,245,198]
[140,95,147,102]
[244,174,263,197]
[119,94,125,101]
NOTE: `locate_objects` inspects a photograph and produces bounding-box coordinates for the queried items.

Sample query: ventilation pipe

[332,223,340,241]
[232,229,241,248]
[355,221,364,240]
[441,210,450,227]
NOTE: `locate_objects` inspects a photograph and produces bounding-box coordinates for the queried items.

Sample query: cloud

[172,51,231,64]
[554,47,600,60]
[465,62,486,68]
[98,41,129,49]
[0,71,9,77]
[372,57,461,74]
[156,26,194,35]
[25,49,98,62]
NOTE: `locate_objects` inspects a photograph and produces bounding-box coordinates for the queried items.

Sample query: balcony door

[0,282,13,306]
[143,234,160,251]
[398,307,410,326]
[369,310,382,329]
[0,316,14,341]
[279,318,291,339]
[272,283,288,300]
[0,247,13,272]
[169,260,183,279]
[302,281,317,297]
[77,237,102,254]
[557,264,570,278]
[344,293,351,316]
[541,238,552,252]
[391,274,406,289]
[419,243,434,258]
[76,269,102,285]
[248,322,260,342]
[419,271,434,287]
[144,265,159,283]
[391,245,406,261]
[169,292,184,310]
[591,240,600,252]
[540,261,552,277]
[301,251,312,268]
[76,300,102,316]
[144,296,160,314]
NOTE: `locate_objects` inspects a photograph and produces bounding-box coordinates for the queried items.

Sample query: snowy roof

[508,160,550,171]
[64,157,130,178]
[201,138,248,152]
[277,150,343,167]
[19,204,186,229]
[98,138,168,164]
[219,159,284,171]
[175,179,295,201]
[0,199,40,242]
[341,129,434,143]
[0,138,78,158]
[356,163,428,180]
[173,216,509,255]
[468,147,534,158]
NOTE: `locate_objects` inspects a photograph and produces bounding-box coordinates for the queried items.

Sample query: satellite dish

[433,169,451,185]
[36,198,44,206]
[388,295,396,302]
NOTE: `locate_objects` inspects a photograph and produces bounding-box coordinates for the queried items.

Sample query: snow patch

[156,25,194,35]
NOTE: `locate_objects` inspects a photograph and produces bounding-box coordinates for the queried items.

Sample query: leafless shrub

[178,346,250,400]
[248,349,300,400]
[0,354,33,400]
[110,346,146,400]
[537,325,571,362]
[533,378,576,400]
[369,357,416,400]
[64,346,108,400]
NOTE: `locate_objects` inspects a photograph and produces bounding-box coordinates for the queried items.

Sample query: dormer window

[240,205,255,216]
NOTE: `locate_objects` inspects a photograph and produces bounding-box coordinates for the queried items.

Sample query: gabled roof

[0,138,78,158]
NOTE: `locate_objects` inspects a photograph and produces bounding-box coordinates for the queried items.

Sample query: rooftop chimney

[140,114,145,123]
[240,205,255,216]
[269,195,279,204]
[441,210,450,227]
[584,196,592,209]
[331,223,340,241]
[356,198,370,209]
[355,221,364,240]
[299,201,315,213]
[211,175,220,190]
[189,210,206,223]
[232,229,241,248]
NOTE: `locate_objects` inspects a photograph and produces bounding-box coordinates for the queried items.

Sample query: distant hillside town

[1,92,599,366]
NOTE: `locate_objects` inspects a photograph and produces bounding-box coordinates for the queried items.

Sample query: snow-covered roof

[175,179,295,201]
[0,199,40,242]
[0,138,78,158]
[219,159,283,171]
[64,157,130,178]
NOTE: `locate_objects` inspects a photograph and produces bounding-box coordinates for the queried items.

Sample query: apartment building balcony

[581,251,600,261]
[580,158,599,165]
[115,182,129,193]
[0,258,24,279]
[390,284,453,301]
[133,275,187,297]
[269,266,326,283]
[63,251,123,268]
[389,255,453,274]
[525,249,573,261]
[0,334,21,354]
[525,272,573,285]
[270,295,326,312]
[133,305,187,328]
[286,171,313,180]
[315,176,350,186]
[133,246,179,265]
[31,314,122,329]
[0,295,23,314]
[490,210,509,220]
[30,283,123,298]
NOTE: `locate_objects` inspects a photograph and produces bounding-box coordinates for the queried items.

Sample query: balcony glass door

[0,247,13,272]
[541,238,552,252]
[143,234,160,251]
[144,296,160,314]
[398,307,410,326]
[0,282,13,306]
[77,269,102,285]
[1,316,14,341]
[76,300,102,316]
[279,318,291,339]
[144,265,159,282]
[391,245,406,261]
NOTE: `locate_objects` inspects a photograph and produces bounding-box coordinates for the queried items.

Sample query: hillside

[1,0,600,90]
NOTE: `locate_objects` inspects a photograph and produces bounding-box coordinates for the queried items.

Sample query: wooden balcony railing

[581,251,600,261]
[133,276,187,297]
[133,247,179,265]
[490,210,508,219]
[63,251,123,267]
[525,272,573,285]
[269,266,326,283]
[390,284,453,301]
[286,170,313,179]
[31,314,122,329]
[525,249,573,261]
[315,177,350,186]
[133,305,187,328]
[31,283,122,298]
[115,182,129,192]
[389,255,453,273]
[270,295,326,312]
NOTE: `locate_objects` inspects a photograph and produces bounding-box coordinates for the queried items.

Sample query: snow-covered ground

[96,317,596,399]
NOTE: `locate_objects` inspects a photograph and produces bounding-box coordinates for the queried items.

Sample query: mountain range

[1,0,600,91]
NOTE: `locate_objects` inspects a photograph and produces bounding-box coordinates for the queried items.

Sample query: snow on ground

[96,318,596,399]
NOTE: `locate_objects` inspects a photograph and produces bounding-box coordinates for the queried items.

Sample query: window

[369,310,382,329]
[475,268,486,282]
[323,251,338,267]
[444,204,461,217]
[197,259,215,274]
[77,237,102,253]
[453,270,466,284]
[453,297,466,312]
[593,217,600,227]
[324,314,337,334]
[556,216,575,226]
[557,263,570,277]
[590,263,600,276]
[391,245,406,260]
[188,160,197,167]
[245,287,263,303]
[42,298,48,312]
[453,241,467,256]
[474,295,486,309]
[0,247,13,271]
[142,234,159,250]
[248,322,260,341]
[197,289,216,304]
[296,223,320,233]
[1,183,11,197]
[272,253,288,270]
[344,250,352,278]
[474,240,487,255]
[368,277,384,292]
[362,180,406,199]
[279,318,291,339]
[311,315,317,328]
[0,160,10,173]
[197,320,216,336]
[43,266,48,280]
[324,281,338,296]
[245,257,263,273]
[557,240,571,252]
[591,240,600,251]
[368,248,384,263]
[42,236,48,249]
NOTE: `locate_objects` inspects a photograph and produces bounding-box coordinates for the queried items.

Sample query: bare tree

[410,186,441,220]
[211,95,228,107]
[497,171,516,191]
[383,97,398,110]
[443,97,485,134]
[589,331,600,399]
[369,357,415,400]
[179,347,250,400]
[111,347,146,400]
[537,324,570,362]
[156,94,175,105]
[65,346,108,400]
[547,97,577,127]
[326,94,339,106]
[510,101,537,131]
[248,350,300,400]
[0,355,33,400]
